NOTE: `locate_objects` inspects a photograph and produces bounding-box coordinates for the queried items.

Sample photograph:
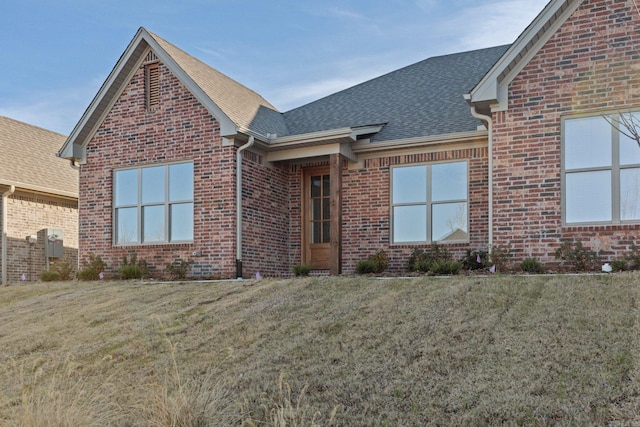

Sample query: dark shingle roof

[280,45,510,141]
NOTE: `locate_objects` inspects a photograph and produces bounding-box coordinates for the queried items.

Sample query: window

[391,161,468,243]
[563,113,640,224]
[114,162,194,245]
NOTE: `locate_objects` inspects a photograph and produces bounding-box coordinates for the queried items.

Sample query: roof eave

[466,0,581,111]
[58,27,240,162]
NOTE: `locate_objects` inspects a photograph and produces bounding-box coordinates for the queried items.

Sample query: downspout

[470,107,493,247]
[236,136,254,279]
[2,185,16,285]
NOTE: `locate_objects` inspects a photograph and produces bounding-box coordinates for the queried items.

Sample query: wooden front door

[303,167,331,269]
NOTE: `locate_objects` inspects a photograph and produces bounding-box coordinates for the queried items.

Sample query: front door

[303,167,330,269]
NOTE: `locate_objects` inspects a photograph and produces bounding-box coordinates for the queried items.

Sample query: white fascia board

[266,142,357,162]
[58,28,240,163]
[467,0,579,110]
[352,129,487,154]
[58,28,150,161]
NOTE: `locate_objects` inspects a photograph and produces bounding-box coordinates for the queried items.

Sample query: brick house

[1,116,78,284]
[59,0,640,278]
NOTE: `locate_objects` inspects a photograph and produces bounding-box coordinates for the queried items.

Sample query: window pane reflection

[566,170,611,222]
[143,205,165,242]
[393,205,427,243]
[621,168,640,220]
[432,203,468,241]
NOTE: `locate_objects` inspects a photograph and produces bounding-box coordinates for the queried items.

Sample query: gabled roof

[58,27,283,161]
[466,0,579,112]
[59,26,513,162]
[282,45,510,142]
[0,116,78,199]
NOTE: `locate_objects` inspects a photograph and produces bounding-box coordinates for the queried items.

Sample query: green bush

[77,253,107,281]
[408,243,451,272]
[462,249,489,270]
[355,250,388,275]
[292,264,311,277]
[490,245,512,273]
[118,254,149,280]
[40,259,76,282]
[624,243,640,270]
[39,270,60,282]
[554,241,601,272]
[611,259,628,272]
[520,258,544,274]
[430,260,462,275]
[355,259,378,274]
[166,258,195,280]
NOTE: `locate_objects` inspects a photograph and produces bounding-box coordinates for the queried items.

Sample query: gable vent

[143,50,159,64]
[145,62,160,110]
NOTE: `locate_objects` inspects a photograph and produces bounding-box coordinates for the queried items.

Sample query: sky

[0,0,549,135]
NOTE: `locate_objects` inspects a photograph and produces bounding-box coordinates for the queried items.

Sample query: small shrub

[39,270,60,282]
[355,250,388,275]
[554,241,601,272]
[355,259,378,274]
[77,253,107,281]
[118,253,149,280]
[624,243,640,270]
[292,264,311,277]
[408,243,451,272]
[520,258,545,274]
[611,259,628,272]
[490,245,512,273]
[461,249,489,270]
[166,258,195,280]
[430,260,462,275]
[370,250,389,273]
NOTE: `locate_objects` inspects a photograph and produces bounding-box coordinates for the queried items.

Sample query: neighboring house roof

[466,0,578,112]
[0,116,78,199]
[282,45,510,142]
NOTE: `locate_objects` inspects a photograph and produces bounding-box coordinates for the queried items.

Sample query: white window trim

[562,112,640,226]
[113,161,194,245]
[390,160,469,245]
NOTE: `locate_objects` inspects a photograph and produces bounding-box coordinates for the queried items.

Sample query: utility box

[39,228,64,258]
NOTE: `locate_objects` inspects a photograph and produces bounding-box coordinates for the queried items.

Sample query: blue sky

[0,0,548,135]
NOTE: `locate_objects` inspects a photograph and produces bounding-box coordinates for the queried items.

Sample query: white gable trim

[58,27,238,162]
[467,0,581,112]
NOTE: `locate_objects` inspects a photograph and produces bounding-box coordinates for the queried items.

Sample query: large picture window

[114,162,194,244]
[391,161,468,243]
[563,114,640,224]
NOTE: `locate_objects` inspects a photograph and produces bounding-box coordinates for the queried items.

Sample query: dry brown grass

[0,273,639,425]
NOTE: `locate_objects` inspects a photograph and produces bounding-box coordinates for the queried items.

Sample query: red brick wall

[492,0,640,267]
[2,191,78,283]
[80,61,238,278]
[341,146,490,273]
[241,151,291,277]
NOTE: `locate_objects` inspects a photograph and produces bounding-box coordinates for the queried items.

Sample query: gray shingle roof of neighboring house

[279,45,511,142]
[0,116,78,198]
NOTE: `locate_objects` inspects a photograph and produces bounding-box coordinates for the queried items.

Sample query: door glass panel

[311,176,321,197]
[322,175,330,196]
[312,222,322,244]
[323,198,330,220]
[311,198,320,220]
[323,222,330,243]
